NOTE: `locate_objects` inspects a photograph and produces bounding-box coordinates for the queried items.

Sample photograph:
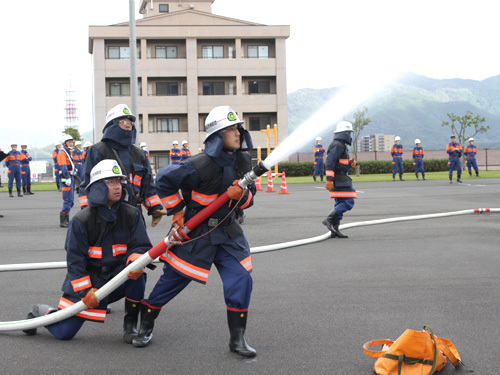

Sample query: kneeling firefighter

[22,159,152,342]
[132,105,257,357]
[322,121,357,238]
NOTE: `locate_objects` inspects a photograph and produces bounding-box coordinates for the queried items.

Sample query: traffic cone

[278,171,290,194]
[266,171,275,193]
[255,176,263,191]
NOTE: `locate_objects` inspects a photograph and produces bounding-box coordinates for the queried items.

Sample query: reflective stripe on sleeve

[160,193,182,209]
[191,191,218,206]
[71,275,91,292]
[88,246,102,259]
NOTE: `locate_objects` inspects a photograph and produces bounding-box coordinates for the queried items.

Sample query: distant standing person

[180,140,192,161]
[20,144,34,194]
[5,143,26,197]
[391,136,404,181]
[0,148,8,217]
[53,141,62,191]
[313,136,325,182]
[446,135,462,183]
[464,138,479,177]
[170,141,181,164]
[71,141,85,194]
[140,142,150,159]
[322,121,357,238]
[412,139,426,181]
[57,134,77,227]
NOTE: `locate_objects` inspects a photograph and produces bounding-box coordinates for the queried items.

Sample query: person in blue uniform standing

[446,135,462,183]
[57,134,77,228]
[170,140,181,164]
[391,136,404,181]
[322,121,357,238]
[5,143,26,197]
[79,104,165,228]
[0,148,8,217]
[71,141,85,194]
[53,141,62,191]
[132,105,257,358]
[22,159,152,342]
[20,144,34,195]
[464,138,479,177]
[180,140,192,161]
[140,142,150,160]
[313,136,325,182]
[412,139,426,181]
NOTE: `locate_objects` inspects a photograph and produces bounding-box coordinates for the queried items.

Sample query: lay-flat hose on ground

[0,208,497,332]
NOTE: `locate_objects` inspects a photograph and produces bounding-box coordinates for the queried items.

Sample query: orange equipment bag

[363,326,468,375]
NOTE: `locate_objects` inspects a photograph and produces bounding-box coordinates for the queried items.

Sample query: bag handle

[363,339,394,358]
[435,337,461,366]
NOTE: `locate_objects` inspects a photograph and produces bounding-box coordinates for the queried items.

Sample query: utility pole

[129,0,138,119]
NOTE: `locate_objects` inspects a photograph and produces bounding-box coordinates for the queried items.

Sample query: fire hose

[1,204,498,332]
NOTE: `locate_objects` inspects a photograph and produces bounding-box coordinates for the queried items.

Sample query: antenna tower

[64,85,79,130]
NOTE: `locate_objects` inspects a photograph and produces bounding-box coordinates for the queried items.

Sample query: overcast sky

[1,0,499,151]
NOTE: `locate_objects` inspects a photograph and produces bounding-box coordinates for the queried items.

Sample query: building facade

[88,0,290,171]
[359,134,394,152]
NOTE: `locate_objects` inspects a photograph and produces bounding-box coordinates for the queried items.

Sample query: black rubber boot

[476,171,480,177]
[56,183,61,191]
[23,187,26,194]
[123,299,141,344]
[9,189,14,197]
[322,210,348,238]
[27,186,34,195]
[227,310,256,358]
[469,171,472,177]
[449,175,452,184]
[320,175,324,182]
[313,176,317,182]
[392,174,395,181]
[399,173,405,181]
[422,173,426,181]
[457,175,462,183]
[17,189,23,197]
[415,173,419,181]
[132,304,161,348]
[22,304,56,335]
[60,212,69,228]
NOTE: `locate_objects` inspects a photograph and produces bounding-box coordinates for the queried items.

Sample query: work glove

[172,210,185,229]
[325,180,334,191]
[350,160,357,168]
[151,209,166,227]
[227,180,244,200]
[64,179,72,187]
[126,253,145,279]
[81,288,99,309]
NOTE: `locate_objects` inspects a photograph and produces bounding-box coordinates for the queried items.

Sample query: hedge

[277,159,449,176]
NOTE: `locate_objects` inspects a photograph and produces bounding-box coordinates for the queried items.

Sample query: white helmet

[204,105,244,141]
[415,139,421,144]
[55,141,62,146]
[11,142,17,146]
[140,141,147,148]
[182,140,188,145]
[173,140,179,145]
[469,137,474,142]
[316,137,322,141]
[105,104,136,127]
[83,141,93,148]
[75,141,82,147]
[87,159,126,190]
[395,136,401,141]
[333,121,353,133]
[61,134,74,145]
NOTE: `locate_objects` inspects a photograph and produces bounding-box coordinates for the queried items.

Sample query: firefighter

[52,141,62,191]
[313,136,326,182]
[71,141,85,194]
[180,140,192,161]
[20,144,34,195]
[79,104,165,227]
[132,105,257,358]
[0,148,8,216]
[391,136,404,181]
[140,141,150,159]
[170,140,181,164]
[464,138,479,177]
[5,143,26,197]
[57,134,77,228]
[412,139,426,181]
[22,159,151,342]
[446,135,462,183]
[82,141,93,161]
[322,121,357,238]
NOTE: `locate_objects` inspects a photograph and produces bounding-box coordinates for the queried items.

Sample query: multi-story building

[359,134,394,152]
[88,0,290,171]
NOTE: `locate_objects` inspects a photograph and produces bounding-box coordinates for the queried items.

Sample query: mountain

[288,73,500,151]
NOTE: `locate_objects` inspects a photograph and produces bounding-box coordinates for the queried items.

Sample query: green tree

[62,127,82,142]
[441,111,489,163]
[351,106,371,160]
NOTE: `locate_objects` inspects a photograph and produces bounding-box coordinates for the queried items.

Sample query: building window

[108,46,131,59]
[202,46,224,59]
[249,116,271,131]
[156,82,179,96]
[156,118,179,133]
[159,4,169,12]
[248,46,269,59]
[155,46,177,59]
[249,81,270,94]
[109,83,130,96]
[203,82,225,95]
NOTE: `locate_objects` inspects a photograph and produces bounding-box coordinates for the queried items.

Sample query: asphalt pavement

[0,178,499,374]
